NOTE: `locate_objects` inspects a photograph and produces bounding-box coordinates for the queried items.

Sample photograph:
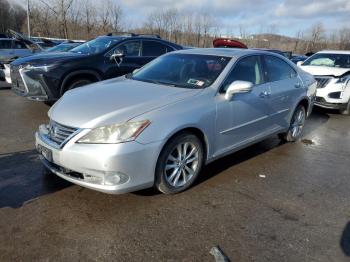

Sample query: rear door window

[0,40,12,49]
[142,41,172,57]
[264,55,297,82]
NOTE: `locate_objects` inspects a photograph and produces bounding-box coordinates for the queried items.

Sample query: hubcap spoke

[173,169,182,186]
[168,167,179,183]
[186,156,198,164]
[165,164,177,170]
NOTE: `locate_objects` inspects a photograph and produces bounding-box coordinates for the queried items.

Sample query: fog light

[104,172,129,186]
[84,174,103,185]
[328,91,341,99]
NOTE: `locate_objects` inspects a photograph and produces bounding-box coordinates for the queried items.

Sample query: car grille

[314,77,332,89]
[10,65,26,93]
[48,121,78,146]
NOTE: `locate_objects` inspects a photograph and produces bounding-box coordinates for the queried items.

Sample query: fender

[60,69,103,95]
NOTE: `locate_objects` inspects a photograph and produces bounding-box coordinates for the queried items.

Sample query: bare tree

[306,22,325,53]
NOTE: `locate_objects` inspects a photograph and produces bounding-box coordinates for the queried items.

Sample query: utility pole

[27,0,31,37]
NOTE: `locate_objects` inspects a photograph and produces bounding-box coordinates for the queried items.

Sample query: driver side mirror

[110,50,125,66]
[225,80,253,100]
[297,61,304,66]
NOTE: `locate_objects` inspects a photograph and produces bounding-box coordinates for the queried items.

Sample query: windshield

[303,53,350,68]
[70,37,121,55]
[131,53,230,89]
[47,43,79,52]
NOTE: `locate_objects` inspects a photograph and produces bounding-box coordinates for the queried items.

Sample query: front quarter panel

[133,89,216,160]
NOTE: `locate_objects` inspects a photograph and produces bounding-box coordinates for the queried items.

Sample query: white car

[298,50,350,115]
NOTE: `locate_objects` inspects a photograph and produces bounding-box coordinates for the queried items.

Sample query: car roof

[174,48,281,58]
[96,35,182,48]
[317,50,350,55]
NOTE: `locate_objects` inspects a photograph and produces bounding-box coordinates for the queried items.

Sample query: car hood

[11,52,86,66]
[49,77,202,128]
[300,65,350,77]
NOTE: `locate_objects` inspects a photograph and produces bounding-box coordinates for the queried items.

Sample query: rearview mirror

[297,61,304,66]
[225,81,253,100]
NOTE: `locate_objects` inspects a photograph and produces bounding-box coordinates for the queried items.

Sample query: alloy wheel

[290,107,305,139]
[164,142,199,188]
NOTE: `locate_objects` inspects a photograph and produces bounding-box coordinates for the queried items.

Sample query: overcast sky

[16,0,350,37]
[122,0,350,36]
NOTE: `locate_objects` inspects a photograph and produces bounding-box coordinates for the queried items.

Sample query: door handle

[259,91,270,98]
[295,82,301,88]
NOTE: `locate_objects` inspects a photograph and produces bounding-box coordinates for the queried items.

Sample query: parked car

[291,54,308,64]
[0,30,42,63]
[298,50,350,115]
[2,41,85,84]
[0,30,43,83]
[36,48,316,194]
[10,33,183,102]
[45,41,84,52]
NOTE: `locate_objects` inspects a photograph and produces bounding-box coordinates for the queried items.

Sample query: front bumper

[314,97,348,110]
[35,130,162,194]
[10,65,54,101]
[315,82,350,110]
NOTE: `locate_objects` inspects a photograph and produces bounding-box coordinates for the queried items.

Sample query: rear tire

[279,105,306,142]
[155,133,204,194]
[339,100,350,115]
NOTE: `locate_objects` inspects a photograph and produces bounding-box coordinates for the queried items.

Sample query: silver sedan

[36,48,316,194]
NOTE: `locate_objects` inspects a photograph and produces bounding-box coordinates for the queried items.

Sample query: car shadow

[196,137,284,186]
[341,222,350,256]
[0,150,71,208]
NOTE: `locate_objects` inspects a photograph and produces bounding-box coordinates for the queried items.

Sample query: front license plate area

[37,144,53,162]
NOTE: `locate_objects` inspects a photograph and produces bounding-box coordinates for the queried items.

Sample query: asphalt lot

[0,83,349,261]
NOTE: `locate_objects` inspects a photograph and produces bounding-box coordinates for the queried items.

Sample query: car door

[141,40,174,64]
[0,40,14,61]
[215,55,273,155]
[104,40,142,78]
[13,40,33,58]
[263,55,301,129]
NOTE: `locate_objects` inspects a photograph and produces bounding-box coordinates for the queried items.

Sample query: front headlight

[336,76,350,84]
[23,64,57,72]
[77,120,150,144]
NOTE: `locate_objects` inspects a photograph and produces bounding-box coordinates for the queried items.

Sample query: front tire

[66,78,92,91]
[279,105,306,142]
[155,133,204,194]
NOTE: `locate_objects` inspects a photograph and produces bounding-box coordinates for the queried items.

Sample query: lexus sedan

[36,48,316,194]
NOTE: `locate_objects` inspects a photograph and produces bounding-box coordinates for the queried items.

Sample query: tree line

[1,0,349,54]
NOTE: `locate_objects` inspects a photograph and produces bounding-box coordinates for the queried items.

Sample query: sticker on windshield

[187,79,205,87]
